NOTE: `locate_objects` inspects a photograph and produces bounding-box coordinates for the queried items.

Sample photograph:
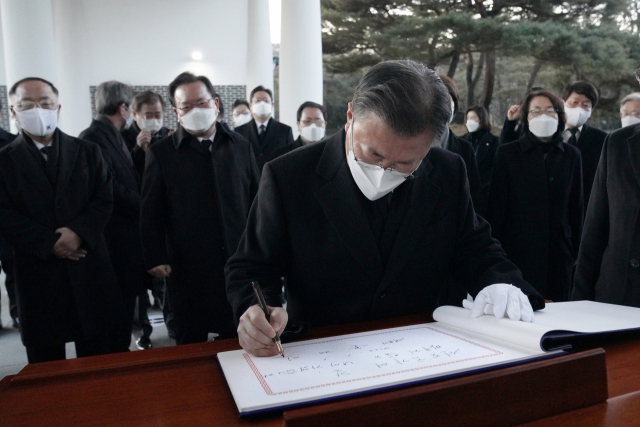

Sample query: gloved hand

[462,283,534,322]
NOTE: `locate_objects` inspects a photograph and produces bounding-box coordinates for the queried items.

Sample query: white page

[218,323,549,414]
[432,301,640,351]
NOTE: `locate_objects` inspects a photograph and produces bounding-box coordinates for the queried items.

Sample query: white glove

[462,283,534,322]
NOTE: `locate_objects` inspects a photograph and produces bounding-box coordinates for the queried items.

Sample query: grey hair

[95,81,135,115]
[620,92,640,107]
[351,60,451,141]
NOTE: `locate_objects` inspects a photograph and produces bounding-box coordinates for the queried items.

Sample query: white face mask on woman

[345,120,415,201]
[466,120,480,133]
[528,115,558,138]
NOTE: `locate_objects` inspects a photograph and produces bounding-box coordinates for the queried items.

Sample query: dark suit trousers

[25,331,111,364]
[108,295,137,352]
[0,256,17,320]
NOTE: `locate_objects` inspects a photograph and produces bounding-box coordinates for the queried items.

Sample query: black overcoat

[226,130,544,328]
[573,124,607,205]
[487,132,584,301]
[0,128,17,259]
[445,131,483,216]
[0,130,122,346]
[272,136,304,159]
[234,118,294,169]
[572,125,640,306]
[140,123,260,335]
[462,129,499,215]
[79,118,146,298]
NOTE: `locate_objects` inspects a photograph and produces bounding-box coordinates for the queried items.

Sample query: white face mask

[251,101,272,118]
[15,107,58,137]
[565,106,591,128]
[449,100,455,124]
[233,112,251,127]
[621,116,640,128]
[300,123,325,143]
[466,120,480,133]
[180,107,217,133]
[528,115,558,138]
[346,121,414,201]
[139,117,163,133]
[123,108,134,130]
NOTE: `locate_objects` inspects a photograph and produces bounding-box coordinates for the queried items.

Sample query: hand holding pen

[236,281,288,357]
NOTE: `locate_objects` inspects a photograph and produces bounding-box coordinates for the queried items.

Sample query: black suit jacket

[487,132,583,301]
[462,130,499,215]
[573,125,640,307]
[574,124,607,205]
[499,118,522,145]
[272,136,305,159]
[79,117,146,298]
[0,130,121,346]
[141,123,260,333]
[0,128,18,259]
[445,131,484,216]
[234,118,294,169]
[226,130,544,330]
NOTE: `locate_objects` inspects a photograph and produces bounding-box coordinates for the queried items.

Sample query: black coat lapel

[55,130,80,200]
[377,158,440,293]
[8,135,55,200]
[314,131,384,281]
[261,119,277,146]
[627,126,640,190]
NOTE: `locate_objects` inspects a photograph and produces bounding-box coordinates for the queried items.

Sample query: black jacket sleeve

[500,118,520,145]
[140,147,169,269]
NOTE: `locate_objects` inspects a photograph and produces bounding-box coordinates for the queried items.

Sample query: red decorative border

[245,326,503,396]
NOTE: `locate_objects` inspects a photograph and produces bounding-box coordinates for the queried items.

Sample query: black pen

[251,281,284,357]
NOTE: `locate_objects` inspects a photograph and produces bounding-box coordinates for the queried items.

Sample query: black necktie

[567,128,578,146]
[259,124,266,136]
[201,139,212,152]
[40,146,51,161]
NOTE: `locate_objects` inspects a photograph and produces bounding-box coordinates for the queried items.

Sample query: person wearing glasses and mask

[561,81,607,206]
[0,78,122,363]
[141,72,260,345]
[272,101,327,158]
[121,91,172,177]
[572,71,640,309]
[231,99,252,128]
[79,81,147,353]
[619,93,640,129]
[233,85,294,170]
[487,90,583,303]
[226,61,546,358]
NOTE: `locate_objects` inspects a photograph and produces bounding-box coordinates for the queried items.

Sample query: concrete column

[279,0,323,134]
[1,0,57,133]
[52,0,92,136]
[246,0,274,100]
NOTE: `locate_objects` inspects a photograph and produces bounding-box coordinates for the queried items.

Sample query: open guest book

[218,301,640,416]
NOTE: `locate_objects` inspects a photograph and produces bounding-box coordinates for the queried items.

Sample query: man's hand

[507,105,521,121]
[137,131,152,151]
[462,283,534,322]
[52,227,84,260]
[238,305,288,357]
[148,264,171,278]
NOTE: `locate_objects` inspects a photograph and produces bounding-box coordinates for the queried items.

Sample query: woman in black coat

[487,90,584,302]
[462,106,499,215]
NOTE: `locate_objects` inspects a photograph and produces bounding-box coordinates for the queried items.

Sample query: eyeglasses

[349,119,420,176]
[529,108,558,118]
[176,98,213,112]
[300,119,326,127]
[12,101,57,111]
[232,111,250,117]
[252,97,271,104]
[621,111,640,119]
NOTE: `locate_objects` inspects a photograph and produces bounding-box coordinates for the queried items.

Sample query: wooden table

[1,314,639,426]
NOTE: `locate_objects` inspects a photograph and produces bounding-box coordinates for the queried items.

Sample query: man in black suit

[121,90,172,177]
[572,122,640,307]
[233,85,294,169]
[141,72,260,345]
[226,61,545,357]
[0,77,122,363]
[561,81,608,205]
[0,106,18,330]
[272,101,327,159]
[79,81,147,353]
